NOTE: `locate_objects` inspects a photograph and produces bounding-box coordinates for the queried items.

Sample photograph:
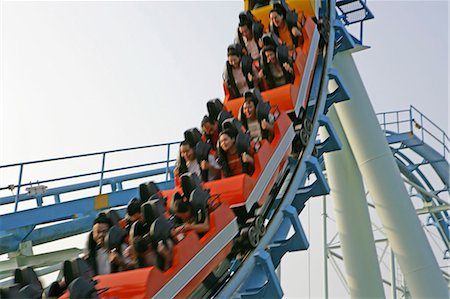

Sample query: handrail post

[14,164,24,212]
[420,114,424,141]
[165,144,171,181]
[383,113,386,131]
[443,132,446,159]
[99,153,106,194]
[409,106,413,133]
[396,111,399,133]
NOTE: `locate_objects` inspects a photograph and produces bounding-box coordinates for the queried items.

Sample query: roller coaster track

[0,0,447,297]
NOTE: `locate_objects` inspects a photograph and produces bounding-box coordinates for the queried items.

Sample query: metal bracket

[325,68,350,114]
[237,250,283,299]
[267,205,309,268]
[316,114,342,157]
[292,156,330,212]
[333,19,355,54]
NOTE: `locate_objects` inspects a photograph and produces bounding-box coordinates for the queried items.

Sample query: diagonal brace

[239,250,283,299]
[267,205,309,269]
[316,114,342,156]
[292,156,330,212]
[325,68,350,114]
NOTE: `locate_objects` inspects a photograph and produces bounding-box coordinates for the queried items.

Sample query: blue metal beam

[238,250,284,299]
[0,167,173,206]
[316,114,342,156]
[0,181,174,254]
[325,68,350,114]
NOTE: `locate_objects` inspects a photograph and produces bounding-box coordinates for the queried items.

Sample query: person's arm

[242,152,254,164]
[200,155,221,179]
[251,65,260,87]
[184,214,210,234]
[157,239,174,271]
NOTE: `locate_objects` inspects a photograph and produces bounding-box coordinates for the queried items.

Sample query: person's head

[127,198,142,222]
[201,116,219,137]
[243,94,258,119]
[171,194,192,221]
[92,213,112,247]
[180,141,196,162]
[227,45,241,68]
[263,45,277,64]
[219,130,236,152]
[270,5,286,28]
[239,23,253,41]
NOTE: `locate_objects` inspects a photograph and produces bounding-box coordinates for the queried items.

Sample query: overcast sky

[0,0,448,297]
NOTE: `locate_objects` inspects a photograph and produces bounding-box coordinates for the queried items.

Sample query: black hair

[227,43,244,58]
[244,92,258,106]
[238,11,252,28]
[127,197,141,217]
[262,44,277,54]
[201,115,216,127]
[177,140,192,176]
[217,130,235,177]
[93,212,112,227]
[270,3,286,18]
[171,195,191,214]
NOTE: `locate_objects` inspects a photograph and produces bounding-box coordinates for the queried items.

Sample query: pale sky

[0,0,448,297]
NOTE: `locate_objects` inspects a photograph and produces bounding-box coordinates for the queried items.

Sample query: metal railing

[376,105,449,159]
[335,0,374,44]
[0,141,180,213]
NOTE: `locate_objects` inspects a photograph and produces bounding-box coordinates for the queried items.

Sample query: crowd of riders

[29,2,307,298]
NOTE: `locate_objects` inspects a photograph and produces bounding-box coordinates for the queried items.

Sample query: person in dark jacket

[84,213,130,275]
[259,44,294,89]
[223,44,260,99]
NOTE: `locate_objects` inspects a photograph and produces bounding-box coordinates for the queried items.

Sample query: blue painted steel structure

[376,106,450,258]
[0,0,448,297]
[0,142,179,254]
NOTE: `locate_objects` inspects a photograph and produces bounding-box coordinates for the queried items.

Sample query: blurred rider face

[265,50,277,64]
[180,144,195,162]
[239,24,253,41]
[270,11,284,28]
[202,121,218,137]
[219,133,235,152]
[228,54,240,68]
[243,100,256,119]
[93,223,109,247]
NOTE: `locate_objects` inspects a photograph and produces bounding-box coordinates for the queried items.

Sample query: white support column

[332,50,448,298]
[320,107,385,298]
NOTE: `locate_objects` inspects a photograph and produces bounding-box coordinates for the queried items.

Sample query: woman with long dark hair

[217,129,255,178]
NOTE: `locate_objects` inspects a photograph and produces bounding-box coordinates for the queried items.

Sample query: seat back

[45,281,66,298]
[189,188,210,217]
[0,284,20,299]
[139,181,160,202]
[68,277,98,299]
[63,258,94,288]
[14,267,42,291]
[217,110,233,132]
[222,118,243,139]
[104,209,121,227]
[195,141,211,162]
[180,173,201,198]
[235,132,251,154]
[206,98,224,120]
[149,216,173,245]
[184,128,202,147]
[104,226,127,251]
[256,100,272,121]
[142,201,161,227]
